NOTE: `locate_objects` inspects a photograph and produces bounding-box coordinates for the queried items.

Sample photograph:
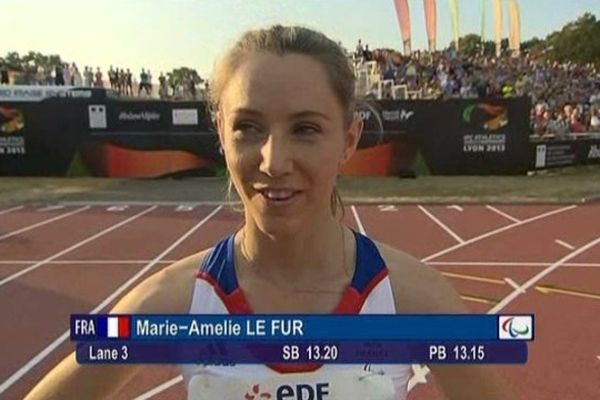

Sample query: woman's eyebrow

[232,108,330,121]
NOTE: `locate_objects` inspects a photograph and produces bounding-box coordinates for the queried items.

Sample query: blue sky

[1,0,598,78]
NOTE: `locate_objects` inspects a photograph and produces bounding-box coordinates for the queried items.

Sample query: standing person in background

[138,68,148,96]
[147,69,153,96]
[63,63,71,87]
[25,25,513,400]
[54,64,64,86]
[117,68,125,94]
[126,68,133,96]
[83,67,92,87]
[108,66,116,90]
[158,72,168,99]
[94,67,103,88]
[72,64,82,86]
[0,60,9,85]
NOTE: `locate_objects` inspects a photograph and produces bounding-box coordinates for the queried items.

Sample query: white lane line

[0,206,90,242]
[132,376,184,400]
[7,259,600,269]
[37,205,65,212]
[417,205,464,244]
[351,205,366,235]
[409,234,600,393]
[446,205,463,212]
[0,205,24,216]
[428,261,600,268]
[555,239,575,250]
[0,260,177,265]
[485,205,520,223]
[352,205,430,388]
[504,278,524,293]
[0,205,222,396]
[60,200,239,206]
[490,235,600,313]
[3,260,600,268]
[422,205,577,262]
[0,206,156,288]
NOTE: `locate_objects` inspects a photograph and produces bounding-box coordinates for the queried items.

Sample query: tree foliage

[545,13,600,65]
[167,67,203,89]
[452,12,600,65]
[1,50,63,71]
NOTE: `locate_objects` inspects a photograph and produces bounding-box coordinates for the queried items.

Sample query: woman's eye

[294,125,320,136]
[233,123,262,137]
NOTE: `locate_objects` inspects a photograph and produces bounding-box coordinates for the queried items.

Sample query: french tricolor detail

[101,316,130,338]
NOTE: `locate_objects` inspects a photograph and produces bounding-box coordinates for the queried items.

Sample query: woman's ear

[215,111,226,151]
[342,117,363,163]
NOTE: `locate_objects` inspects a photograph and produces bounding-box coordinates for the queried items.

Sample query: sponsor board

[463,133,507,153]
[0,106,26,155]
[88,105,107,129]
[588,144,600,160]
[381,109,414,122]
[118,111,160,122]
[173,108,199,126]
[0,85,92,102]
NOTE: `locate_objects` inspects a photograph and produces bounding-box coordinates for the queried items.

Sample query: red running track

[0,203,599,400]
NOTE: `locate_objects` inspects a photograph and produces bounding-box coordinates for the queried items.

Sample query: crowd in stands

[2,42,599,135]
[352,39,600,135]
[0,59,204,101]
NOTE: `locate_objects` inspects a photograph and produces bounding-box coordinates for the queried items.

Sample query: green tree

[458,34,484,57]
[167,67,203,90]
[546,13,600,65]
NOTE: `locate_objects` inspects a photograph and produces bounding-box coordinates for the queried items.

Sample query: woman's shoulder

[110,248,213,315]
[372,240,467,314]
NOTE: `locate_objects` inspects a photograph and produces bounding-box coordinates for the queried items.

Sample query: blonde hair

[211,25,355,217]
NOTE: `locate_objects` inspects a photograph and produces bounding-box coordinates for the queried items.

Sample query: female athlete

[26,25,513,400]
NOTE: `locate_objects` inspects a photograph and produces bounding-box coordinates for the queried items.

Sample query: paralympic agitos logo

[499,316,533,340]
[0,106,25,134]
[462,103,508,131]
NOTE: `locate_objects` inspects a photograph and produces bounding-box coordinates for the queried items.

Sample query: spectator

[1,60,9,85]
[94,67,103,88]
[158,72,168,99]
[126,68,133,96]
[54,64,64,86]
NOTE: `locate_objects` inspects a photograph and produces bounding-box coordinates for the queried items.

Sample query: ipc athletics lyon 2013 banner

[423,0,437,52]
[508,0,521,54]
[448,0,459,50]
[393,0,412,54]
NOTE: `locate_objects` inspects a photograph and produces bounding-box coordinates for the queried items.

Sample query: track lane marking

[0,206,156,288]
[421,205,577,262]
[485,205,520,223]
[460,294,499,305]
[504,278,524,293]
[441,271,505,285]
[0,206,90,242]
[555,239,575,250]
[417,205,464,244]
[535,285,600,300]
[351,206,366,235]
[0,205,24,215]
[0,206,222,396]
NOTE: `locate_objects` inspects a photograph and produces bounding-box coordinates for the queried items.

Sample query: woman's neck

[236,212,351,286]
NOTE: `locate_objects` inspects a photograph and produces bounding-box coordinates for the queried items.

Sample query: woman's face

[217,53,362,234]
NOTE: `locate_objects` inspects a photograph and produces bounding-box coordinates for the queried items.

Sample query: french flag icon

[99,316,130,339]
